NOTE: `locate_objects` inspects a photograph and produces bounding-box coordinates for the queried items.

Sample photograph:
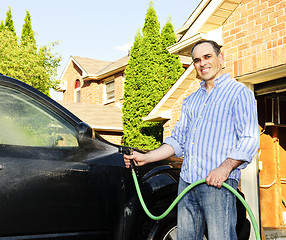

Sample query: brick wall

[97,131,123,145]
[62,62,82,101]
[223,0,286,229]
[223,0,286,78]
[61,60,125,144]
[63,65,125,106]
[81,80,100,104]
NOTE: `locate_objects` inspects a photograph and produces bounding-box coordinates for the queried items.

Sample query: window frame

[74,79,81,103]
[104,77,115,104]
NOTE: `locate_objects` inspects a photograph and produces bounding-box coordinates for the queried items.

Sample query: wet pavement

[263,228,286,240]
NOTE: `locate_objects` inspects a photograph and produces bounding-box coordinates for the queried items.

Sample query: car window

[0,85,78,147]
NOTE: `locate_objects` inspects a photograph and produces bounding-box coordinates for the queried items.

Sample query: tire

[146,211,177,240]
[144,209,207,240]
[135,196,177,240]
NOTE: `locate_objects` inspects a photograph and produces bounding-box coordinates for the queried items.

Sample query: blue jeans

[177,177,238,240]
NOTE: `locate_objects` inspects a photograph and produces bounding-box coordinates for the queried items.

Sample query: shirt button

[192,142,194,144]
[191,156,194,158]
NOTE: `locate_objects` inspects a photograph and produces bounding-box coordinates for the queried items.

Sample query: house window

[74,80,81,103]
[104,79,115,103]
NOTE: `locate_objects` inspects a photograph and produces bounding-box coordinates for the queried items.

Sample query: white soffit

[236,64,286,85]
[168,28,223,57]
[167,33,207,57]
[171,0,241,57]
[181,0,241,40]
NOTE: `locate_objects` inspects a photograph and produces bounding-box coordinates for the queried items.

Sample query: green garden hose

[131,169,261,240]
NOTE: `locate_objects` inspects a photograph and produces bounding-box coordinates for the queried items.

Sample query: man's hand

[124,150,148,168]
[123,144,175,169]
[205,158,244,188]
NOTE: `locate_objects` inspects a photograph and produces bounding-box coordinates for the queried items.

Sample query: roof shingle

[58,101,123,132]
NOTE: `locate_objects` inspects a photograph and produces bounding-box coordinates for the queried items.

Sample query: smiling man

[124,40,260,239]
[192,41,224,90]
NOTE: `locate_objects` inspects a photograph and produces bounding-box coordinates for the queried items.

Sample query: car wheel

[162,225,177,240]
[161,226,208,240]
[146,210,177,240]
[145,212,208,240]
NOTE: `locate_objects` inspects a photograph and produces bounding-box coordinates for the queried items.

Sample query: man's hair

[191,40,221,58]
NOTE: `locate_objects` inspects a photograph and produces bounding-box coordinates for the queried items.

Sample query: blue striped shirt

[164,73,260,184]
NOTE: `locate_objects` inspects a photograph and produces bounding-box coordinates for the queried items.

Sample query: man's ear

[219,52,224,65]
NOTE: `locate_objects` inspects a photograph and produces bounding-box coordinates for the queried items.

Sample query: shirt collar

[200,73,231,90]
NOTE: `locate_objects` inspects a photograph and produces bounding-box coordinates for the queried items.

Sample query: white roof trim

[167,33,207,55]
[143,65,195,122]
[59,56,88,80]
[70,56,88,76]
[176,0,211,35]
[59,56,73,80]
[168,28,223,57]
[142,110,172,122]
[181,0,225,41]
[149,65,194,115]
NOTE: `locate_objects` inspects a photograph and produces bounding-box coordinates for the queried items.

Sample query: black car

[0,74,250,240]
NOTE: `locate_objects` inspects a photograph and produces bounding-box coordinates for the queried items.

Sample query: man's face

[192,42,224,82]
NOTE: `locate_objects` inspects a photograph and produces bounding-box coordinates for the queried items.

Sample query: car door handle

[0,164,4,170]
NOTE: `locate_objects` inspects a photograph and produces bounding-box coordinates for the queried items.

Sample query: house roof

[145,0,242,122]
[83,55,130,80]
[59,56,112,84]
[60,54,192,84]
[79,55,192,80]
[169,0,242,57]
[72,56,112,75]
[57,101,123,132]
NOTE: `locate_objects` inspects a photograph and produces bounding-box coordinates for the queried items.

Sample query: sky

[0,0,201,99]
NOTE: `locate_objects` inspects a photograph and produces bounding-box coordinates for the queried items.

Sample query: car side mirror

[76,122,93,148]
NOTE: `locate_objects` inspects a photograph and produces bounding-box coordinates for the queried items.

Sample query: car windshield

[0,85,78,147]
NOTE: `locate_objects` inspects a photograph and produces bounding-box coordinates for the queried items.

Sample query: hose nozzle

[119,146,136,172]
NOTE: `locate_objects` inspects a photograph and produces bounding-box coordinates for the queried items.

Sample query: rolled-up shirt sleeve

[228,88,260,169]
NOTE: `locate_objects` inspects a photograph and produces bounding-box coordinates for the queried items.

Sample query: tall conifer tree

[21,10,36,47]
[160,17,185,96]
[122,2,185,150]
[122,30,143,147]
[5,7,16,36]
[0,21,4,31]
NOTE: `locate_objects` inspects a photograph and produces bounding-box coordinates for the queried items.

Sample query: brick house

[143,0,286,238]
[59,55,191,145]
[58,55,129,145]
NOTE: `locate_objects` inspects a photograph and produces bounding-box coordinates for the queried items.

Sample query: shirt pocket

[206,101,232,123]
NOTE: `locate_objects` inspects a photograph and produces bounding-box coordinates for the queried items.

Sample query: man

[124,40,260,239]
